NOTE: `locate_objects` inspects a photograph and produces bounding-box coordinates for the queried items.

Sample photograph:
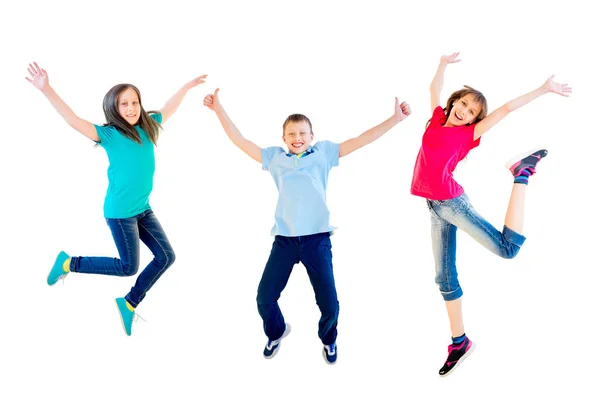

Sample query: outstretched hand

[440,52,461,65]
[203,88,221,111]
[394,98,411,122]
[25,62,49,91]
[185,74,208,90]
[542,75,571,97]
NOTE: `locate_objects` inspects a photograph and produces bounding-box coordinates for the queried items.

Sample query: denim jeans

[426,193,526,301]
[70,209,175,308]
[257,232,339,345]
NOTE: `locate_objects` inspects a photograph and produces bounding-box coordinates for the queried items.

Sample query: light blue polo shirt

[94,112,162,219]
[262,140,340,237]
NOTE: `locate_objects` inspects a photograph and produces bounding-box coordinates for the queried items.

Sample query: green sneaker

[48,251,70,286]
[115,298,134,336]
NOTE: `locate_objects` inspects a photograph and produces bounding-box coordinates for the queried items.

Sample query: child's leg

[504,181,527,233]
[504,148,548,233]
[445,298,464,338]
[429,202,462,304]
[300,233,339,346]
[428,202,464,336]
[125,210,175,308]
[430,194,526,259]
[257,236,298,341]
[70,215,141,276]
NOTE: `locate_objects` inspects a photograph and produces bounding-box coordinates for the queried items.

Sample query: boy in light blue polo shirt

[204,88,411,364]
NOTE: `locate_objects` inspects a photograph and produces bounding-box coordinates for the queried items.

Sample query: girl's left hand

[394,98,411,121]
[543,75,572,97]
[185,74,208,90]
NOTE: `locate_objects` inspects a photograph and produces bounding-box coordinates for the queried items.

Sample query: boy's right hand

[25,62,49,92]
[203,88,221,111]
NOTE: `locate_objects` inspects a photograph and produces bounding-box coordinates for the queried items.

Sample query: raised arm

[430,53,461,112]
[203,89,262,163]
[339,98,411,158]
[26,62,99,142]
[474,75,571,140]
[160,74,208,124]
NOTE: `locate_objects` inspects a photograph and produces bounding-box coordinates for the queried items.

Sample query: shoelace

[133,312,147,323]
[59,273,69,286]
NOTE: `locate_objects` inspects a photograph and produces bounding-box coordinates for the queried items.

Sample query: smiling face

[117,87,141,126]
[445,93,483,127]
[283,120,313,154]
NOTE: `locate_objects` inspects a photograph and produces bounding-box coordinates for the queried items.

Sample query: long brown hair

[101,84,162,145]
[444,85,488,124]
[427,85,488,128]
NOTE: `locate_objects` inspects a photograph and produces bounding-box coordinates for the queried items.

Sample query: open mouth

[454,111,463,121]
[292,142,304,148]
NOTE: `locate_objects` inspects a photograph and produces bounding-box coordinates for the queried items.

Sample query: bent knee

[122,263,139,276]
[500,246,520,259]
[157,248,176,269]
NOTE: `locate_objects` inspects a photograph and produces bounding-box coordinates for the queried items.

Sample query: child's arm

[430,53,461,112]
[26,62,99,142]
[204,89,262,163]
[339,98,411,158]
[160,74,207,124]
[474,75,571,140]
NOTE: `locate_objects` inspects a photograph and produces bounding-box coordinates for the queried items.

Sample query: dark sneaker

[322,343,337,365]
[263,323,291,359]
[506,149,548,177]
[439,337,475,377]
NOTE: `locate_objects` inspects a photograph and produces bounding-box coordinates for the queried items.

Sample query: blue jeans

[426,193,526,301]
[70,209,175,308]
[257,232,339,345]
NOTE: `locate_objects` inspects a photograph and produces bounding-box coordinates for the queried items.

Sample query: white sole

[504,148,546,170]
[439,341,476,377]
[322,347,337,365]
[263,323,291,359]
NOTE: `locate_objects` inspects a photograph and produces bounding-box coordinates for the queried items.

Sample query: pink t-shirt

[410,106,481,200]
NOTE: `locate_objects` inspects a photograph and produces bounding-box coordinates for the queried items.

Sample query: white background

[2,0,598,407]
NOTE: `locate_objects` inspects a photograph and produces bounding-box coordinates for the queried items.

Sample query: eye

[461,100,466,106]
[469,109,475,115]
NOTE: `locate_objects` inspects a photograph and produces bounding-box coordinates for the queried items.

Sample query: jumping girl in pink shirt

[411,52,571,376]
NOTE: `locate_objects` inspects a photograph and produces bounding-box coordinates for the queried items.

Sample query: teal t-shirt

[94,112,162,219]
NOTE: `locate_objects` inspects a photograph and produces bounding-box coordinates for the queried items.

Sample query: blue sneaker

[115,297,134,336]
[48,251,70,286]
[263,323,291,359]
[323,343,337,365]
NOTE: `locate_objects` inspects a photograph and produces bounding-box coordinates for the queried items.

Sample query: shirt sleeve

[424,106,446,132]
[316,140,340,167]
[465,125,480,148]
[261,147,284,171]
[94,124,117,146]
[432,106,446,122]
[150,112,163,125]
